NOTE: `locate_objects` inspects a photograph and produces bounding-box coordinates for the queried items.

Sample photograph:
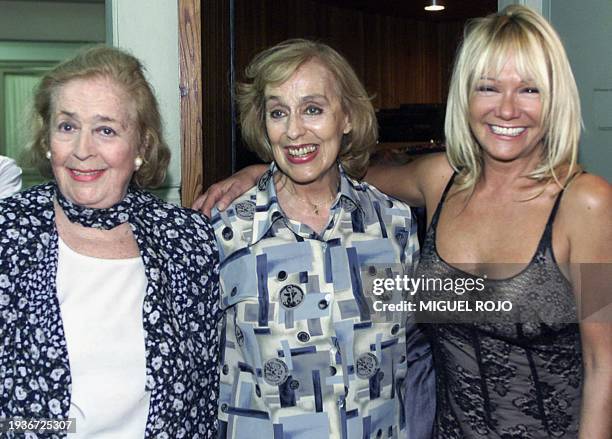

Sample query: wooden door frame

[179,0,234,208]
[178,0,203,207]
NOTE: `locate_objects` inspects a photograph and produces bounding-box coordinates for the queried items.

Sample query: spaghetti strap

[547,190,564,227]
[537,172,582,253]
[536,189,564,254]
[430,172,457,230]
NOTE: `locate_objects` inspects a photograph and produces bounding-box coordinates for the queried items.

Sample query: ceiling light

[424,0,445,11]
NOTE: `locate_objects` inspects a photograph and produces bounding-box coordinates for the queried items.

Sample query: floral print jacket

[0,183,221,438]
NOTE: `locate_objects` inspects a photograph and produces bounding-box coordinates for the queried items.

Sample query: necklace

[284,183,336,216]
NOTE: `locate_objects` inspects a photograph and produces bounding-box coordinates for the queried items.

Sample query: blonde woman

[374,7,611,437]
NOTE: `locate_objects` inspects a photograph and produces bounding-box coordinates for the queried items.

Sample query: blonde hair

[237,38,377,179]
[445,5,582,191]
[28,45,170,188]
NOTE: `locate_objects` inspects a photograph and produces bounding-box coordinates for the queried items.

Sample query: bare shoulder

[415,152,453,181]
[366,152,453,206]
[413,152,454,206]
[562,173,612,214]
[559,173,612,263]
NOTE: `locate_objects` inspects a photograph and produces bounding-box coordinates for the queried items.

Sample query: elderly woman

[0,47,220,438]
[209,39,434,438]
[197,6,612,438]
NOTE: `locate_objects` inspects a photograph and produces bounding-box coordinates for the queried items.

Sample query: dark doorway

[194,0,497,198]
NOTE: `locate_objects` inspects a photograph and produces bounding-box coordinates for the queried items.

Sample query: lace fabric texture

[416,174,582,438]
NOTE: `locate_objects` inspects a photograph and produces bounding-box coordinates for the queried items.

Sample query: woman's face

[264,59,351,187]
[469,56,545,165]
[50,77,140,209]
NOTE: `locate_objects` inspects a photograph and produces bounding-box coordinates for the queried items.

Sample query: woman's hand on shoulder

[192,164,268,216]
[364,152,453,207]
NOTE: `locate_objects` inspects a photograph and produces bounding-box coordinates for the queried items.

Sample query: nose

[496,91,520,120]
[73,130,95,160]
[286,114,306,140]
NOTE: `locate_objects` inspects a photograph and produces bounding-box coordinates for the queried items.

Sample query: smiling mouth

[489,125,526,137]
[68,168,106,180]
[286,144,317,157]
[70,169,104,176]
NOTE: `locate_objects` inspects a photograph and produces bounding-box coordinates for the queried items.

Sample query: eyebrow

[57,110,125,126]
[265,94,330,104]
[58,110,78,119]
[478,76,535,84]
[95,115,121,124]
[301,94,329,102]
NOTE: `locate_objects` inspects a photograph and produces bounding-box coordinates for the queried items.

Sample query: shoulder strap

[429,172,457,230]
[537,171,582,252]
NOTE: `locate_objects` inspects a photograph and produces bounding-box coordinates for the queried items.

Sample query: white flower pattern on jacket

[0,183,221,438]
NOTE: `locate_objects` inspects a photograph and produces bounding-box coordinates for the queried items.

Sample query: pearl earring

[134,156,143,170]
[45,151,51,160]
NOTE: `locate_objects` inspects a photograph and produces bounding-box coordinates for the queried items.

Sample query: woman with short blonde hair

[209,39,434,438]
[238,38,377,179]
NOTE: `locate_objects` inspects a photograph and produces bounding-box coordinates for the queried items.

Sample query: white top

[56,236,150,438]
[0,155,22,198]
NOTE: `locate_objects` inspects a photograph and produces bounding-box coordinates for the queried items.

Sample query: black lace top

[415,174,582,438]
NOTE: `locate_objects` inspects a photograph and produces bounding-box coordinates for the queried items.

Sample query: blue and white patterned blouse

[0,183,221,438]
[211,165,435,439]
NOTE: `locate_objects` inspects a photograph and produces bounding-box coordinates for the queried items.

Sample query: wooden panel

[178,0,203,207]
[234,0,480,110]
[438,20,464,101]
[200,0,233,191]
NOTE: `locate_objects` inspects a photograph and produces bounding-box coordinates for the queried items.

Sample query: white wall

[498,0,550,18]
[0,41,88,62]
[0,1,105,42]
[107,0,181,204]
[550,0,612,181]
